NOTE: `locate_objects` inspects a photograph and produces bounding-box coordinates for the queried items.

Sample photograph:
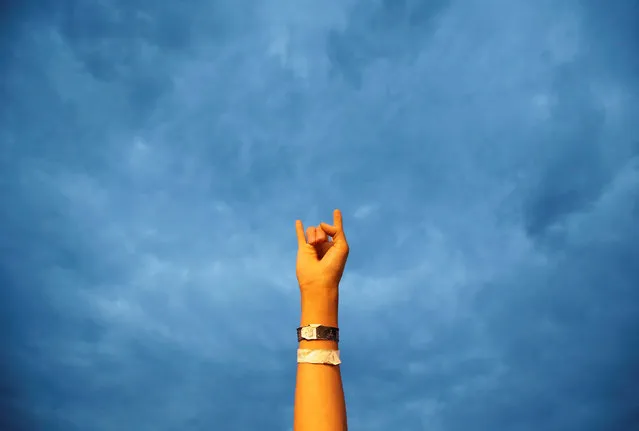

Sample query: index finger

[333,209,344,231]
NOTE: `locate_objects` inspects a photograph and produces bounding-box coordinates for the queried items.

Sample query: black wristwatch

[297,324,339,342]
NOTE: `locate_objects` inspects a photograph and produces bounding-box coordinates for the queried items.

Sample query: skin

[294,209,350,431]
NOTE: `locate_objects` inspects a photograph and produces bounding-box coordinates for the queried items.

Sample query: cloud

[1,0,638,429]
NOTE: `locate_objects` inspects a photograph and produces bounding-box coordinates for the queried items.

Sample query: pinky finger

[295,220,307,246]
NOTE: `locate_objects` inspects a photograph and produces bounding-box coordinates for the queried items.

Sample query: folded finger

[306,226,316,245]
[315,224,327,243]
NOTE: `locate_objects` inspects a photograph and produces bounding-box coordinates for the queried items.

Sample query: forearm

[293,288,347,431]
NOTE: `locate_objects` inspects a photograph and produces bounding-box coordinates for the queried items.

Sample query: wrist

[300,288,339,327]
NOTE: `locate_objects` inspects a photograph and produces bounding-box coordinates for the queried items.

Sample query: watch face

[301,327,316,339]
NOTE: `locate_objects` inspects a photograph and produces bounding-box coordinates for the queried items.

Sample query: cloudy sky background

[2,0,638,429]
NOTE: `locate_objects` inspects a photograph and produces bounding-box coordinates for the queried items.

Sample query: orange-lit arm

[293,210,350,431]
[294,291,346,431]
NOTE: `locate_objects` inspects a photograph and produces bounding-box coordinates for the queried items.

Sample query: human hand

[295,209,350,297]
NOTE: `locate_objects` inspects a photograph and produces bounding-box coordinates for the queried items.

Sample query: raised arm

[293,209,350,431]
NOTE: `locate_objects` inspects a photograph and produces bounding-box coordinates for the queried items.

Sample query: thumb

[319,222,339,237]
[320,209,347,245]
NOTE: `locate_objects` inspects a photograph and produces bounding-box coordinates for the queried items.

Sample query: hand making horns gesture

[295,209,350,295]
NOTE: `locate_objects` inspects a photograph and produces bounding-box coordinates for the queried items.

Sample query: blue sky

[2,0,638,430]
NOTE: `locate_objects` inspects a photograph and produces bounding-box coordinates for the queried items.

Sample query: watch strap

[297,324,339,342]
